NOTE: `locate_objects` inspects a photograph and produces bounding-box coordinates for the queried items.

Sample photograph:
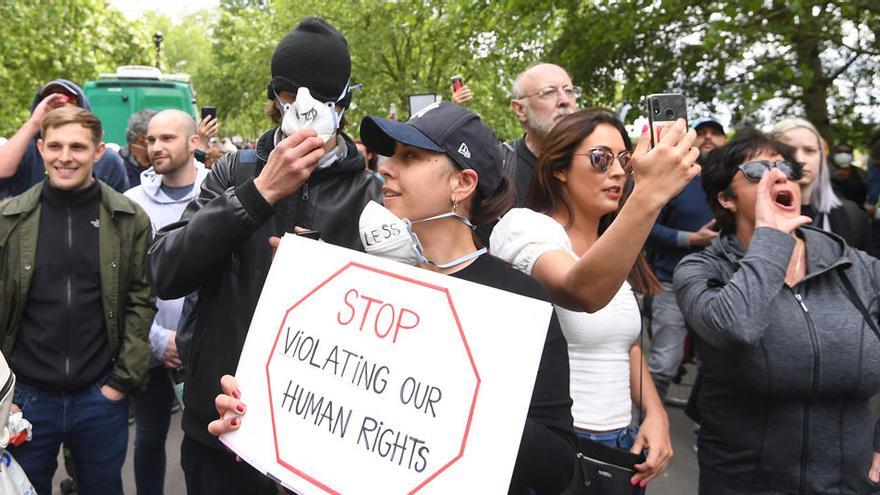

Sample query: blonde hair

[772,118,840,214]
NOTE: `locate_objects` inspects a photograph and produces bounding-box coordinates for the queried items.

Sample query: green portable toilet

[83,66,198,145]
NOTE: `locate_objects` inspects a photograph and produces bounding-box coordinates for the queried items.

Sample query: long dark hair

[525,108,660,295]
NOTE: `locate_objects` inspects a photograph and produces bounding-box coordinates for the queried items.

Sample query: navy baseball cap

[692,117,725,134]
[360,102,502,197]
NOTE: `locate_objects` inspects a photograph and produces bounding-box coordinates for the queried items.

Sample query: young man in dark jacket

[147,17,381,495]
[0,79,130,200]
[0,106,154,494]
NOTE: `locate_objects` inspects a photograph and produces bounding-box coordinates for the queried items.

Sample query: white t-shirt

[491,208,641,431]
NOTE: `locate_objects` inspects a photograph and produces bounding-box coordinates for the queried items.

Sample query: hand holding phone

[628,94,699,208]
[646,93,687,149]
[201,106,217,122]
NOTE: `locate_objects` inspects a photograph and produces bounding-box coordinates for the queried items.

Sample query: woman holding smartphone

[491,108,699,486]
[207,102,577,494]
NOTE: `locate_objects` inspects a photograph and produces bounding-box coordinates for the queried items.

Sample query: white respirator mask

[358,201,485,269]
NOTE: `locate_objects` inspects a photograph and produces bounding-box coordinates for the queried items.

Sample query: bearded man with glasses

[505,63,581,206]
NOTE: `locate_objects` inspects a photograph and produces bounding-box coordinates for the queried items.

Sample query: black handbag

[561,436,646,495]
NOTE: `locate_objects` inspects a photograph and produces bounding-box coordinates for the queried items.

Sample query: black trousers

[180,434,278,495]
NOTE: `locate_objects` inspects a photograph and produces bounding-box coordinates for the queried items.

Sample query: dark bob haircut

[702,127,799,233]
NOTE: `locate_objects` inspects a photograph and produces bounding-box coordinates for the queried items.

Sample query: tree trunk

[792,29,833,143]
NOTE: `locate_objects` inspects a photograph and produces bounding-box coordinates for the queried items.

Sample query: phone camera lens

[664,108,675,119]
[652,99,660,114]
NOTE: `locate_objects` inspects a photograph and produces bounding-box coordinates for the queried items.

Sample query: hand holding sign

[220,235,554,494]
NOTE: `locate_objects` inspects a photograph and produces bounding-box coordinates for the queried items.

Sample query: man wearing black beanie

[148,17,381,495]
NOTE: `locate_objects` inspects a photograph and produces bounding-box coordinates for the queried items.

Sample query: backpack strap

[232,149,259,186]
[501,141,517,178]
[837,266,880,343]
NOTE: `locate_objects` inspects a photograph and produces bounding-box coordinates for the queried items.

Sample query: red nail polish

[231,389,240,399]
[641,125,648,134]
[631,479,638,486]
[236,404,245,413]
[640,481,647,488]
[230,417,239,426]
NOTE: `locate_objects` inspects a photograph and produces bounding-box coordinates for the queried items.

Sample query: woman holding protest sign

[209,102,578,494]
[490,108,699,487]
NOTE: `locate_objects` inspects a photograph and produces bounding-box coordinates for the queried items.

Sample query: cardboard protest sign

[221,234,553,494]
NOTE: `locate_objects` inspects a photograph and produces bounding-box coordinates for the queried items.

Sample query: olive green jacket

[0,181,155,394]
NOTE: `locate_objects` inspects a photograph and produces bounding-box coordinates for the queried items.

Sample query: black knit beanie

[267,17,351,106]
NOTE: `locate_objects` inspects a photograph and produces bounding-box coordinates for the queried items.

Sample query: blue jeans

[577,425,638,450]
[10,378,129,495]
[134,366,175,495]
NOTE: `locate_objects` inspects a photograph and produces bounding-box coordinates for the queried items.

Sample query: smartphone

[295,230,321,240]
[451,75,465,92]
[201,106,217,121]
[645,93,687,148]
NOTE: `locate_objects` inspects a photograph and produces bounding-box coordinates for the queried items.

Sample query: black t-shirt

[451,254,575,494]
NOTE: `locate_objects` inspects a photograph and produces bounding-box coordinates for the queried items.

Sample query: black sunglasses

[574,147,633,174]
[737,160,802,182]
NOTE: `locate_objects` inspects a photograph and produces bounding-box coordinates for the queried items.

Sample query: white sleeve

[489,208,572,275]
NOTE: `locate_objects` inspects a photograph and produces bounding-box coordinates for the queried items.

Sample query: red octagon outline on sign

[264,261,481,495]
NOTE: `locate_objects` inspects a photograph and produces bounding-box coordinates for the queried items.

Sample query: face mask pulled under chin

[278,87,342,144]
[358,201,485,269]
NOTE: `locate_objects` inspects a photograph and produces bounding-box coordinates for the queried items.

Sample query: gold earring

[730,206,737,213]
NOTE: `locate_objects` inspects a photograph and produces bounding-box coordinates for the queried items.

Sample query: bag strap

[232,149,259,186]
[837,266,880,343]
[501,141,516,178]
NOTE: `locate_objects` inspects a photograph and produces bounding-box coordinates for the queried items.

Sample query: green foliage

[0,0,150,137]
[196,0,562,140]
[550,0,880,145]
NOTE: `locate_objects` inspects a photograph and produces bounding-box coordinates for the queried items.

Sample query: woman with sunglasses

[206,103,578,494]
[773,118,873,254]
[491,108,701,487]
[675,128,880,494]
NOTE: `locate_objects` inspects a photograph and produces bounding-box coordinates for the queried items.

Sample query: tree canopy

[1,0,877,148]
[550,0,880,145]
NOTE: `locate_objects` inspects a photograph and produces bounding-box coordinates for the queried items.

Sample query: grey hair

[125,109,158,144]
[771,118,841,214]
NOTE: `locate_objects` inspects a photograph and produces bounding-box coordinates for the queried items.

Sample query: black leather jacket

[147,128,382,449]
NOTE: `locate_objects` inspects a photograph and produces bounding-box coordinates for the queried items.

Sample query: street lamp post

[153,32,164,70]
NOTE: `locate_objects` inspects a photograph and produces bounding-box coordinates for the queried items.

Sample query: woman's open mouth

[773,190,796,210]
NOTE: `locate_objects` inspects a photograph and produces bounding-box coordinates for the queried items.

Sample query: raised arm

[0,94,67,178]
[532,120,700,312]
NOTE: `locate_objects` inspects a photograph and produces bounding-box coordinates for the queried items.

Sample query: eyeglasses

[520,85,583,102]
[737,160,802,182]
[574,147,633,174]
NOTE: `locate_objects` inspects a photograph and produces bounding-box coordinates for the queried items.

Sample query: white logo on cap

[458,142,471,159]
[409,102,441,121]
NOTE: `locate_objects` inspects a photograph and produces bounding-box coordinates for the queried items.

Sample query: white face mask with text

[358,201,485,269]
[277,86,344,144]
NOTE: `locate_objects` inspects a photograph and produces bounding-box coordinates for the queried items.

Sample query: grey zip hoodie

[675,226,880,494]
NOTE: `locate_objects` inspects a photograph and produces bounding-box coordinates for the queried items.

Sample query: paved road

[49,369,701,494]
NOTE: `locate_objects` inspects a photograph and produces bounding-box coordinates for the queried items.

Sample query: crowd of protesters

[1,14,880,495]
